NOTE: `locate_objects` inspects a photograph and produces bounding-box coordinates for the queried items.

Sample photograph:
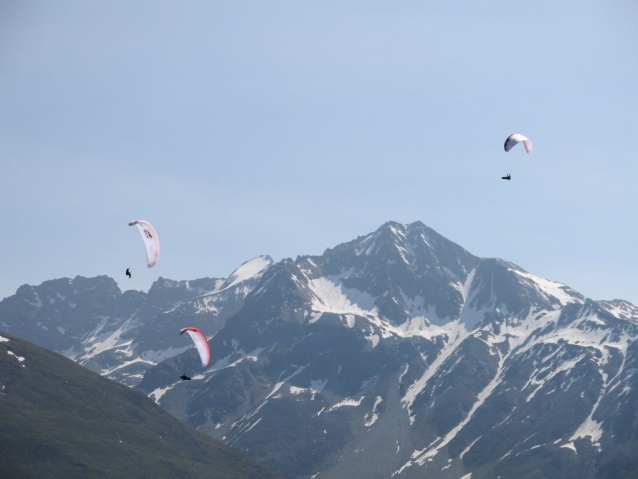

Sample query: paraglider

[128,220,160,268]
[502,134,532,179]
[179,327,211,368]
[504,134,532,153]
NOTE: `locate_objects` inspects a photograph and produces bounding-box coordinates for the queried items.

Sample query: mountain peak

[219,255,274,291]
[7,220,638,479]
[597,298,638,322]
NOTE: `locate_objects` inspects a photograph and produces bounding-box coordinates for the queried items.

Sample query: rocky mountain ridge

[0,256,273,386]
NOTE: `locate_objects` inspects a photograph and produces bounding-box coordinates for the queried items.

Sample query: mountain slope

[138,221,638,479]
[0,331,279,479]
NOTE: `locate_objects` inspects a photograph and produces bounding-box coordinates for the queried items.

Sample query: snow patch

[460,436,482,460]
[328,396,365,412]
[140,345,190,364]
[266,365,308,400]
[7,351,25,362]
[561,442,577,454]
[308,276,378,317]
[102,358,156,376]
[343,314,356,328]
[244,417,262,433]
[570,416,603,449]
[311,379,328,391]
[366,332,380,348]
[290,379,328,399]
[150,384,176,404]
[364,396,383,427]
[509,269,582,306]
[208,347,265,373]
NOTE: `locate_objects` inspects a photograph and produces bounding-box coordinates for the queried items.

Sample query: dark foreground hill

[0,332,279,479]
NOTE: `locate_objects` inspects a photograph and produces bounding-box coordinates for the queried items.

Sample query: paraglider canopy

[179,327,211,368]
[128,220,160,268]
[504,134,532,153]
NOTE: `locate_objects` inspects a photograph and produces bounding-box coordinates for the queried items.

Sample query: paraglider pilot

[126,268,131,279]
[180,374,191,381]
[501,174,511,180]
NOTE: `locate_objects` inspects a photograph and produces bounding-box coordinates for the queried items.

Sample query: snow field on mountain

[599,300,638,321]
[509,268,583,306]
[79,315,133,361]
[308,276,378,317]
[394,302,635,474]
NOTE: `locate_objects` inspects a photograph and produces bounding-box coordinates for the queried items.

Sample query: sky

[0,0,637,303]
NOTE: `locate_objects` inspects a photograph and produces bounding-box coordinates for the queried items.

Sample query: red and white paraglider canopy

[129,220,160,268]
[179,327,211,368]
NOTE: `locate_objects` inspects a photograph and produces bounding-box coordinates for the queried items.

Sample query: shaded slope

[0,332,279,479]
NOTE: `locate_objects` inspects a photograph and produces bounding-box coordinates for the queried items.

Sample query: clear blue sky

[1,0,637,303]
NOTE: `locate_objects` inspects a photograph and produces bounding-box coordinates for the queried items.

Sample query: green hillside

[0,332,280,479]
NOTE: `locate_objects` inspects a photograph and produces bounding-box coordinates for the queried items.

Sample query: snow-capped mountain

[4,222,638,479]
[0,256,273,386]
[136,222,638,479]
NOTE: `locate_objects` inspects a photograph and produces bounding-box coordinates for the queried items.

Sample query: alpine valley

[3,221,638,479]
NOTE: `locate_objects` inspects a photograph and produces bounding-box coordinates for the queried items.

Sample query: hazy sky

[1,0,637,303]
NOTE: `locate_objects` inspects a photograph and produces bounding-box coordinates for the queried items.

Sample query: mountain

[4,221,638,479]
[136,221,638,479]
[0,331,280,479]
[0,256,273,386]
